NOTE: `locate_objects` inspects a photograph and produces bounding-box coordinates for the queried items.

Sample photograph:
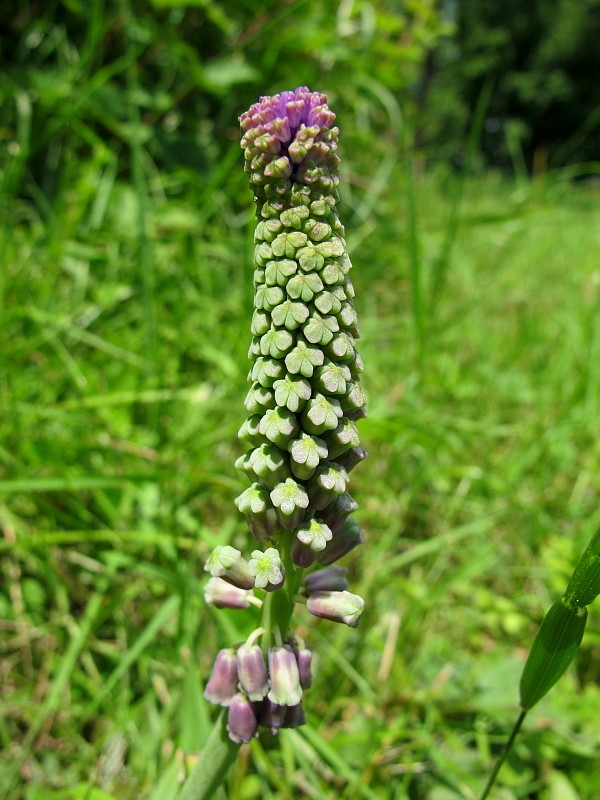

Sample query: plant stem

[176,711,240,800]
[479,709,527,800]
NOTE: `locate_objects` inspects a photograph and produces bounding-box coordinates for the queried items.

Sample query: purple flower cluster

[204,637,313,743]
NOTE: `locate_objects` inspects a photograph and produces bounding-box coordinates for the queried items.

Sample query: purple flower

[317,516,365,565]
[237,642,269,701]
[268,645,302,706]
[304,566,348,593]
[227,693,258,744]
[291,641,313,689]
[282,702,306,729]
[204,648,238,706]
[307,590,365,628]
[204,577,253,610]
[257,697,286,733]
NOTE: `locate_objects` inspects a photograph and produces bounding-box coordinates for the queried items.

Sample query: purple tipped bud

[318,492,359,535]
[227,693,258,744]
[248,547,285,591]
[317,516,364,565]
[257,697,286,733]
[290,537,315,568]
[268,645,302,706]
[204,577,252,609]
[335,445,368,474]
[304,566,348,593]
[235,483,280,542]
[204,545,254,590]
[292,643,313,689]
[237,642,269,701]
[204,648,238,706]
[296,517,333,553]
[282,703,306,728]
[307,590,365,628]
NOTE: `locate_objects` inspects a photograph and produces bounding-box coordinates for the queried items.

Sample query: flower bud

[296,517,333,554]
[248,547,285,591]
[317,516,364,565]
[307,590,365,628]
[227,693,258,744]
[289,640,313,688]
[304,566,348,593]
[335,445,368,474]
[204,577,252,609]
[257,697,285,733]
[204,648,238,706]
[204,545,254,590]
[306,462,348,510]
[282,702,306,729]
[270,478,309,530]
[290,538,316,568]
[235,483,279,542]
[237,642,269,701]
[268,645,302,706]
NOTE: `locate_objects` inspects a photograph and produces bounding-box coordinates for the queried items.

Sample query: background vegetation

[1,1,600,798]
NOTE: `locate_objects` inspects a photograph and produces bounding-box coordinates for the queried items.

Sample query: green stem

[176,711,240,800]
[479,709,527,800]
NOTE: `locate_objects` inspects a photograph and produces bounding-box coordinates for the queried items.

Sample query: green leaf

[519,597,588,710]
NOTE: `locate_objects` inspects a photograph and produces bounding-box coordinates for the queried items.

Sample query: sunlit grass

[2,147,600,799]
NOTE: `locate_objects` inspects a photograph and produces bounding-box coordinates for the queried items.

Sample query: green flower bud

[270,477,309,529]
[249,443,289,488]
[265,259,297,286]
[323,417,360,459]
[271,299,310,330]
[251,357,285,387]
[301,393,343,436]
[288,432,328,481]
[285,339,325,377]
[248,547,285,591]
[235,483,279,541]
[259,406,300,449]
[204,546,254,590]
[296,517,333,553]
[287,272,324,302]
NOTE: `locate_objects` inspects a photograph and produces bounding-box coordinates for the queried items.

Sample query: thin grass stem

[479,709,527,800]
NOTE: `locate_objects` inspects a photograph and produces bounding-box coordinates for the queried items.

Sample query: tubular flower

[204,88,367,742]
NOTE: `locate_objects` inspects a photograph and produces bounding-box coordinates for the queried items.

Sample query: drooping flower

[227,693,258,744]
[237,641,269,701]
[307,590,365,628]
[268,645,303,706]
[204,648,239,706]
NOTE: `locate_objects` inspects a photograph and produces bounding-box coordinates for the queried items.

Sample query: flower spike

[203,88,368,744]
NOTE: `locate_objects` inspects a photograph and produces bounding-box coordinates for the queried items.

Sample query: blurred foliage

[425,0,600,170]
[2,0,598,203]
[0,0,449,218]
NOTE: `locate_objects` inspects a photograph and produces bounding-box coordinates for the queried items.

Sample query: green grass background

[2,3,600,799]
